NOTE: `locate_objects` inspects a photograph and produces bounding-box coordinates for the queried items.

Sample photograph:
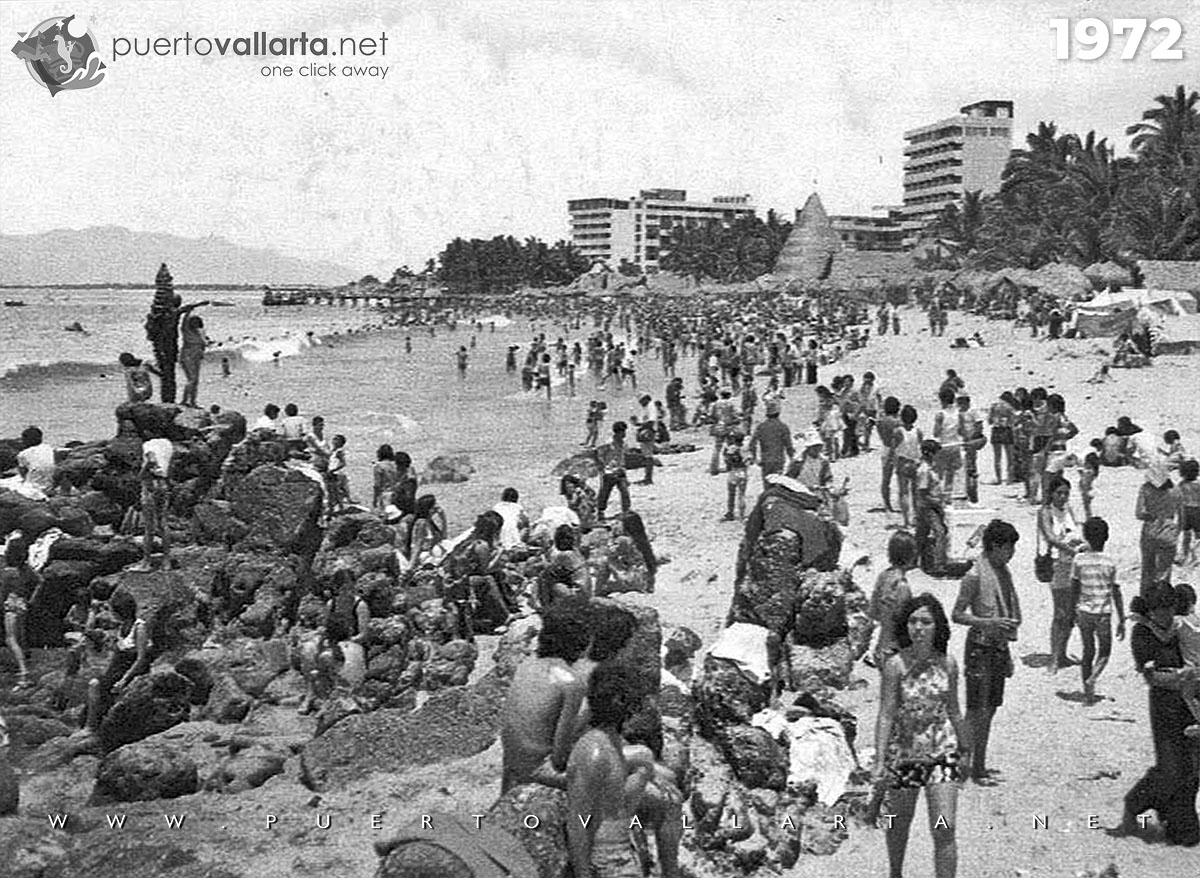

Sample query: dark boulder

[693,655,772,740]
[716,725,789,791]
[99,670,194,751]
[47,536,141,576]
[94,738,198,802]
[300,676,508,791]
[488,785,569,878]
[228,465,323,554]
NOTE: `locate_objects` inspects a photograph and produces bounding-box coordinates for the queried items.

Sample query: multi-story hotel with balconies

[902,100,1013,246]
[567,189,755,272]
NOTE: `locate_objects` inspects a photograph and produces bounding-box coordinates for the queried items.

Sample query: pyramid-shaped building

[773,193,842,281]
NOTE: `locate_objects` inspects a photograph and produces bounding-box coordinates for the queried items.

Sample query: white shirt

[142,438,174,478]
[253,415,278,432]
[17,443,56,496]
[492,500,526,549]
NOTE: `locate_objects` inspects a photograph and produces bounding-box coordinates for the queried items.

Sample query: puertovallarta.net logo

[11,13,106,96]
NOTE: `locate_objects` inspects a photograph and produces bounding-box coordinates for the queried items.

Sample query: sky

[1,0,1196,277]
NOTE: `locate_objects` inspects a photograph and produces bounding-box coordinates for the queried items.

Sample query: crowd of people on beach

[3,281,1200,874]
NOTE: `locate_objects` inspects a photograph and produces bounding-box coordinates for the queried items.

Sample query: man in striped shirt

[1069,516,1126,703]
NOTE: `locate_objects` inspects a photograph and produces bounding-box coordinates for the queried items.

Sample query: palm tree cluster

[924,85,1199,269]
[658,211,793,283]
[435,236,591,294]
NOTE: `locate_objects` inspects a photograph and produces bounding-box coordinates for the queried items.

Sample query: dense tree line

[659,211,793,283]
[924,84,1199,269]
[432,236,591,294]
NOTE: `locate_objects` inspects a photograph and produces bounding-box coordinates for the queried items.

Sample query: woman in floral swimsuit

[874,594,971,878]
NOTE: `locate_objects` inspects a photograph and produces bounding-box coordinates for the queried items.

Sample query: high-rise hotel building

[567,189,755,272]
[901,100,1013,246]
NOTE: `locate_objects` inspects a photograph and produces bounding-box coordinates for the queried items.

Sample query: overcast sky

[2,0,1195,275]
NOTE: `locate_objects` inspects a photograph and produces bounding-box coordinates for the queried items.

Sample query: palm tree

[1126,85,1200,170]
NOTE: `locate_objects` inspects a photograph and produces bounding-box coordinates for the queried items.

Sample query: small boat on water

[3,299,27,306]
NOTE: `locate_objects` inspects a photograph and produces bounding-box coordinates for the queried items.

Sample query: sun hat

[802,429,823,448]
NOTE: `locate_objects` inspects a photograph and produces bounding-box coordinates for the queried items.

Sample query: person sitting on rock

[590,512,657,597]
[118,352,158,403]
[499,601,591,794]
[560,474,598,531]
[538,525,591,609]
[86,589,151,732]
[324,568,371,690]
[443,512,516,641]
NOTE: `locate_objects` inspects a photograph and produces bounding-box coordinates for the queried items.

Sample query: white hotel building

[567,189,755,273]
[902,100,1013,247]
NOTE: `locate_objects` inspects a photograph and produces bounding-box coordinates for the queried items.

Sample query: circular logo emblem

[11,14,106,96]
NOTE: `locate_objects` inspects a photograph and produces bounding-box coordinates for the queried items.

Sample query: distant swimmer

[456,345,469,379]
[490,321,496,333]
[470,334,477,349]
[64,321,86,333]
[273,351,281,366]
[405,335,412,354]
[221,357,231,377]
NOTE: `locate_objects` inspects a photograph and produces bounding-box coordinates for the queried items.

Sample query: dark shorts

[965,639,1010,709]
[1183,506,1200,535]
[991,426,1013,445]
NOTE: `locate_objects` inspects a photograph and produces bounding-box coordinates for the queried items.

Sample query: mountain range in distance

[0,226,357,287]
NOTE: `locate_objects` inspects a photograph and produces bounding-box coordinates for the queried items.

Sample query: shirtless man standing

[499,603,591,793]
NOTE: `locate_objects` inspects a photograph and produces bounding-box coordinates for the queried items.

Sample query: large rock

[419,453,474,484]
[94,738,199,802]
[228,464,323,554]
[786,639,856,692]
[0,490,93,540]
[99,670,194,751]
[47,536,141,575]
[98,568,202,656]
[692,655,771,740]
[488,785,569,878]
[300,676,508,791]
[793,568,868,649]
[716,725,789,791]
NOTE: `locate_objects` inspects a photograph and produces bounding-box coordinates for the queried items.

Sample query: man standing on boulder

[131,434,174,571]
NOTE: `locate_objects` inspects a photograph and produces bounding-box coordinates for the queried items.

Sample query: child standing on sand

[722,430,749,521]
[1069,516,1126,702]
[583,402,604,448]
[1178,459,1200,566]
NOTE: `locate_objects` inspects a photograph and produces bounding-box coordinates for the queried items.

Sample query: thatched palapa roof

[1138,260,1200,295]
[773,193,842,281]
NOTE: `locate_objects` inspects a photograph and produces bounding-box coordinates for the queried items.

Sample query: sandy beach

[7,304,1196,877]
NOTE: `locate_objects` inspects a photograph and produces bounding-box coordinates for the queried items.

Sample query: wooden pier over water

[261,284,441,308]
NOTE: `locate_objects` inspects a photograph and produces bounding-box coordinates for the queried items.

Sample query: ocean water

[0,287,696,529]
